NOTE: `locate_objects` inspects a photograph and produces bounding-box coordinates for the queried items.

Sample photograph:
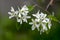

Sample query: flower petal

[42,23,47,31]
[48,21,52,29]
[32,25,35,30]
[21,5,28,11]
[11,6,14,12]
[9,16,14,19]
[8,12,12,15]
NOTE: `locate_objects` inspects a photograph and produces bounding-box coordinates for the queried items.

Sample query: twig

[29,0,52,14]
[34,4,51,14]
[45,0,54,11]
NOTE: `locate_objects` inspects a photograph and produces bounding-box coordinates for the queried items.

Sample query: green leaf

[48,15,59,22]
[28,5,35,12]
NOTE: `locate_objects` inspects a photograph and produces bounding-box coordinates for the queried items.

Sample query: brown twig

[33,4,51,14]
[45,0,54,11]
[30,0,52,14]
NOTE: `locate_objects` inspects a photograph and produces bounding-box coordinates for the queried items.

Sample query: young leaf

[28,5,35,12]
[48,15,59,23]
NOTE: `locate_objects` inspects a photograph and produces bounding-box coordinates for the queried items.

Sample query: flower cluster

[8,5,52,34]
[29,10,52,34]
[8,5,31,24]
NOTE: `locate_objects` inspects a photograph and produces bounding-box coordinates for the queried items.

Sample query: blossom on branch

[8,7,18,19]
[8,5,31,24]
[29,10,52,34]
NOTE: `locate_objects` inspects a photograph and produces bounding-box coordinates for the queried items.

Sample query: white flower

[32,10,47,19]
[42,18,52,29]
[32,10,40,19]
[8,5,31,24]
[21,5,29,13]
[42,18,50,23]
[39,12,47,19]
[29,19,40,31]
[31,10,52,33]
[42,23,47,31]
[17,5,31,24]
[17,13,31,24]
[8,7,18,19]
[18,5,29,16]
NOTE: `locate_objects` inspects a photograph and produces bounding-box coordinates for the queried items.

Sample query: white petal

[42,20,46,23]
[21,5,28,11]
[32,10,40,18]
[9,16,14,19]
[23,19,27,23]
[36,24,40,28]
[40,12,44,16]
[24,11,29,13]
[42,23,47,31]
[48,22,52,29]
[32,14,36,17]
[40,12,47,19]
[17,18,21,22]
[29,22,33,25]
[15,11,18,14]
[32,25,35,30]
[32,13,40,18]
[17,18,22,24]
[36,24,40,31]
[18,13,21,17]
[26,16,31,18]
[22,10,29,14]
[11,6,14,12]
[22,12,26,15]
[42,18,49,23]
[21,11,29,16]
[44,14,47,18]
[37,10,40,14]
[20,20,22,24]
[8,12,12,15]
[35,19,40,22]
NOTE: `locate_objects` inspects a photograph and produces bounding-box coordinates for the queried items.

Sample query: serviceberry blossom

[30,10,52,34]
[8,5,52,34]
[17,12,31,24]
[29,19,40,31]
[17,5,31,24]
[18,5,29,16]
[8,5,31,24]
[8,7,18,19]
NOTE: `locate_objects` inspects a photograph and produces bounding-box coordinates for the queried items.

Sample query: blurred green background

[0,0,60,40]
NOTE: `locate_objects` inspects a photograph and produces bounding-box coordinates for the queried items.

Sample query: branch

[31,0,52,14]
[45,0,54,11]
[34,4,51,14]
